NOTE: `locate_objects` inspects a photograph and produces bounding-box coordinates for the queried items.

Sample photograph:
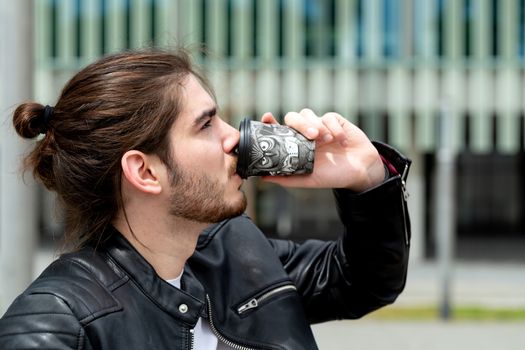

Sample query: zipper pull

[401,163,410,201]
[401,180,409,201]
[237,298,258,313]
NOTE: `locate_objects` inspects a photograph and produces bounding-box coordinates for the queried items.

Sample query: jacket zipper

[400,163,410,246]
[237,284,298,314]
[189,328,195,350]
[206,294,258,350]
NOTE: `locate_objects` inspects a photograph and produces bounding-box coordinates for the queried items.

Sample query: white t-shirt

[166,274,233,350]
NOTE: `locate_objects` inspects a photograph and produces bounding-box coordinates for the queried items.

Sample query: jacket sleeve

[268,142,411,323]
[0,292,89,350]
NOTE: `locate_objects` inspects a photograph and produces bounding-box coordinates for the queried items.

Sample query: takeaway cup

[236,118,315,179]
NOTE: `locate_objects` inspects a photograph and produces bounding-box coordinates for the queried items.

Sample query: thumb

[260,112,279,124]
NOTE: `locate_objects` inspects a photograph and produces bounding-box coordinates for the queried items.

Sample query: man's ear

[121,150,162,195]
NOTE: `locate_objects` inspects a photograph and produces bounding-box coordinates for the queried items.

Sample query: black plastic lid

[236,117,251,179]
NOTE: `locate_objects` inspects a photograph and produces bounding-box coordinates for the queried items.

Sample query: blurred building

[28,0,525,263]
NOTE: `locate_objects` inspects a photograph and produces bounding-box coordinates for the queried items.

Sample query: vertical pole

[362,0,382,139]
[0,0,37,310]
[435,98,455,320]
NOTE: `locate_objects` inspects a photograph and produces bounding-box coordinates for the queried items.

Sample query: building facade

[34,0,525,262]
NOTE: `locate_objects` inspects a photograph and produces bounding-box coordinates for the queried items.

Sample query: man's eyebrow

[193,107,217,127]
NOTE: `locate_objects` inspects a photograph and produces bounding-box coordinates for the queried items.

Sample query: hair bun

[13,102,51,138]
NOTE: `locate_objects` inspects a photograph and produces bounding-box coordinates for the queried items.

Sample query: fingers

[284,109,331,141]
[321,112,349,147]
[284,109,351,145]
[261,109,336,142]
[283,111,316,139]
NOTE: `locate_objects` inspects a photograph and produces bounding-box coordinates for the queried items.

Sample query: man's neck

[113,211,209,280]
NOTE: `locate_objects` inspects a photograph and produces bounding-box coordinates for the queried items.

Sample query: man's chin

[202,196,247,225]
[229,194,248,218]
[223,193,248,220]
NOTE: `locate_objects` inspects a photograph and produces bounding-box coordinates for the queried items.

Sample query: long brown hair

[13,48,213,250]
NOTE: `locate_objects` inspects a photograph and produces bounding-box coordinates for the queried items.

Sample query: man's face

[163,75,246,223]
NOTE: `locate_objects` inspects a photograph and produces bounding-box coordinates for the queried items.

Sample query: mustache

[230,157,239,176]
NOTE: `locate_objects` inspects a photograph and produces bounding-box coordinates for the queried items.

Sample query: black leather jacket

[0,143,411,350]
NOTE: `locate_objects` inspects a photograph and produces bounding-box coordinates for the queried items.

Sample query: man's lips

[230,158,240,178]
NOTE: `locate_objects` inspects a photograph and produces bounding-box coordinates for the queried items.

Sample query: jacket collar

[99,226,206,326]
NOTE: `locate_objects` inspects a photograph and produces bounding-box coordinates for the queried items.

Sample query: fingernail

[306,127,318,138]
[323,134,333,143]
[340,139,349,147]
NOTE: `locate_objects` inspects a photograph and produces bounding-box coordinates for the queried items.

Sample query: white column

[0,0,38,310]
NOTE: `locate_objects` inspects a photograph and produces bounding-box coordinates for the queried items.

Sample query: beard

[167,160,247,224]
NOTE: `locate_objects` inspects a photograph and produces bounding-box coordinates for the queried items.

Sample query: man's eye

[202,119,212,129]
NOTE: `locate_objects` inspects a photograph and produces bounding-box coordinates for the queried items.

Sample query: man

[0,48,411,349]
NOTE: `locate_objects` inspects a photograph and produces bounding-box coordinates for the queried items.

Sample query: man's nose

[222,121,240,155]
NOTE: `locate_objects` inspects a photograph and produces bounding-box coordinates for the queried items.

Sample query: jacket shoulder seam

[0,309,75,319]
[0,329,79,338]
[37,257,123,324]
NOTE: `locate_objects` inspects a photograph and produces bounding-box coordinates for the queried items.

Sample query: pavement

[312,320,525,350]
[310,260,525,349]
[393,260,525,308]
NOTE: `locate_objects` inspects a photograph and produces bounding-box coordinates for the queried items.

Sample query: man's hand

[260,109,385,192]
